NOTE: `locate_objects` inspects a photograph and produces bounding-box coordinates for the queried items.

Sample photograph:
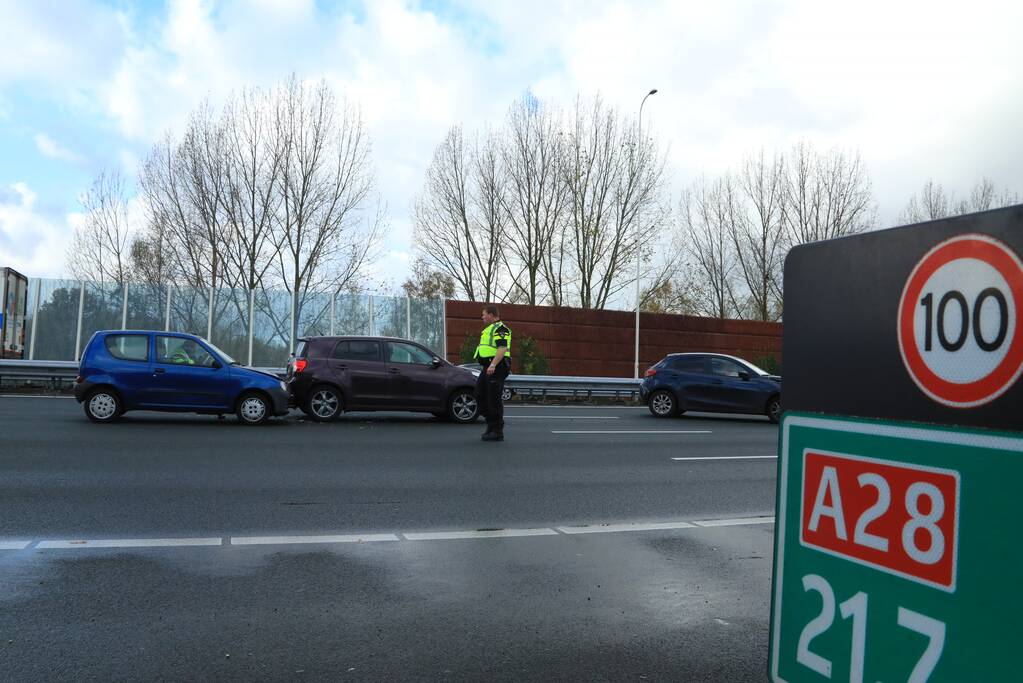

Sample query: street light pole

[634,88,657,379]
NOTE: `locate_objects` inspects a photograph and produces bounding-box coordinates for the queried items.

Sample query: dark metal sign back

[782,203,1023,432]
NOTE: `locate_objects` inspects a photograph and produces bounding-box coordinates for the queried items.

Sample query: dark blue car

[74,330,290,425]
[640,352,782,423]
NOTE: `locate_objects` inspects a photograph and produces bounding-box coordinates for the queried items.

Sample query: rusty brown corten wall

[445,300,782,377]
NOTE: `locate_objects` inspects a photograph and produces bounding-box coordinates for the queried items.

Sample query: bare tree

[501,94,567,305]
[783,141,877,246]
[731,149,786,321]
[274,76,383,346]
[221,85,287,293]
[900,177,1021,223]
[680,177,741,318]
[401,257,456,299]
[561,95,669,309]
[413,126,504,301]
[66,170,134,284]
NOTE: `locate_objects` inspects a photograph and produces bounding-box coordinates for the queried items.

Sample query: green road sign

[769,412,1023,682]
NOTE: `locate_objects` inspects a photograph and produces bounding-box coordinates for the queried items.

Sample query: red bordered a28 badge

[898,233,1023,408]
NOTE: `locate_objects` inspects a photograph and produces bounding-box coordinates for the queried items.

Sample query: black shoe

[481,432,504,442]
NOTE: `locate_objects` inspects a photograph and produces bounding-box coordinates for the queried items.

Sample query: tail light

[643,368,657,377]
[293,358,308,373]
[75,375,84,384]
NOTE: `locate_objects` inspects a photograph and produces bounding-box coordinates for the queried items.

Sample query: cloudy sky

[1,0,1021,286]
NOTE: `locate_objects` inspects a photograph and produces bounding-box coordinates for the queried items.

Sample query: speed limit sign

[897,233,1023,408]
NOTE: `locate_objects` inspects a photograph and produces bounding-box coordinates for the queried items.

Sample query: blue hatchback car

[640,352,782,423]
[74,330,290,425]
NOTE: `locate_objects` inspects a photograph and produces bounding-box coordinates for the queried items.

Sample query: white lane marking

[553,430,712,434]
[402,528,559,541]
[0,541,31,550]
[671,455,777,461]
[557,521,696,534]
[17,517,776,551]
[37,537,223,549]
[231,534,399,546]
[0,394,74,399]
[692,517,775,527]
[505,416,620,419]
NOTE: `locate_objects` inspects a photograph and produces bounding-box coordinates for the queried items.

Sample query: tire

[447,389,479,423]
[766,395,782,424]
[306,384,343,422]
[84,388,122,423]
[501,387,513,402]
[647,389,678,418]
[236,392,271,426]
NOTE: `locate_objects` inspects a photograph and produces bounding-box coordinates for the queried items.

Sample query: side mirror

[738,370,750,381]
[431,357,442,368]
[212,360,222,370]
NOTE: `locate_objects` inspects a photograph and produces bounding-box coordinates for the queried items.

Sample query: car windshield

[200,338,237,365]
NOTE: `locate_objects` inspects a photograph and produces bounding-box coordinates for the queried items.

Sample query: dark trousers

[475,359,510,431]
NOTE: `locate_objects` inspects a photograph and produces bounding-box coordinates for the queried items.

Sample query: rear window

[668,356,707,373]
[105,334,149,362]
[333,340,381,361]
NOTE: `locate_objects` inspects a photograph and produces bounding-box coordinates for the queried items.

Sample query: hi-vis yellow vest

[474,322,512,360]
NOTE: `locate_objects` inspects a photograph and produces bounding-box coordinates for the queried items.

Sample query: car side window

[105,334,149,362]
[333,340,380,361]
[711,358,744,378]
[156,336,216,367]
[669,357,707,374]
[388,342,433,364]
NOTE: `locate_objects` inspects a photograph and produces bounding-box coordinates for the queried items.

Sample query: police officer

[474,305,511,441]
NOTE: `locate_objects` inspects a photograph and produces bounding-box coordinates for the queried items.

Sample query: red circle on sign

[898,233,1023,407]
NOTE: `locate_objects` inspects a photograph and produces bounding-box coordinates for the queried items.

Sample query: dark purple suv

[286,336,480,423]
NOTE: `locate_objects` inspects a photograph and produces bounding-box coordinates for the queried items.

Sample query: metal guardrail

[0,360,643,400]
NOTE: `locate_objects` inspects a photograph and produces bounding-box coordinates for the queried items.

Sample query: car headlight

[279,380,288,392]
[470,369,481,377]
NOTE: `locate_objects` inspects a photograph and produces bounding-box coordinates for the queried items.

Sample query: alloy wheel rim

[652,393,672,415]
[453,394,477,420]
[311,391,339,418]
[89,394,116,419]
[241,397,266,422]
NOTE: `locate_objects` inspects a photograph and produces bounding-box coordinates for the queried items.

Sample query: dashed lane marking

[4,516,775,551]
[232,534,399,545]
[671,455,777,461]
[552,430,712,434]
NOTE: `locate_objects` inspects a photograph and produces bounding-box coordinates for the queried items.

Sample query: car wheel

[307,385,343,422]
[236,392,271,426]
[447,389,479,423]
[648,389,678,418]
[766,396,782,424]
[501,387,513,402]
[84,388,122,423]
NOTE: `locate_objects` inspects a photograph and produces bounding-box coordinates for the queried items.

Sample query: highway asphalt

[0,396,780,681]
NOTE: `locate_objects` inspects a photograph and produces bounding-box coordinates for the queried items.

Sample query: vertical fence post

[73,281,86,361]
[28,279,41,360]
[165,284,172,331]
[406,297,411,340]
[206,285,214,341]
[121,282,129,330]
[368,296,374,336]
[289,290,296,354]
[330,292,336,336]
[441,299,447,360]
[247,287,255,367]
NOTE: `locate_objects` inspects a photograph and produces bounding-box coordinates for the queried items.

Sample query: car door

[328,340,390,407]
[101,333,154,408]
[151,335,230,409]
[384,341,446,409]
[667,356,715,410]
[706,357,764,413]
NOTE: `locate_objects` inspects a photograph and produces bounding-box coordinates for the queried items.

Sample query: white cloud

[0,183,77,277]
[34,133,84,163]
[2,0,1022,282]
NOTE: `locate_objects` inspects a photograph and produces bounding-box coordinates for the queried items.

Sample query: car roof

[665,352,752,364]
[304,335,418,343]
